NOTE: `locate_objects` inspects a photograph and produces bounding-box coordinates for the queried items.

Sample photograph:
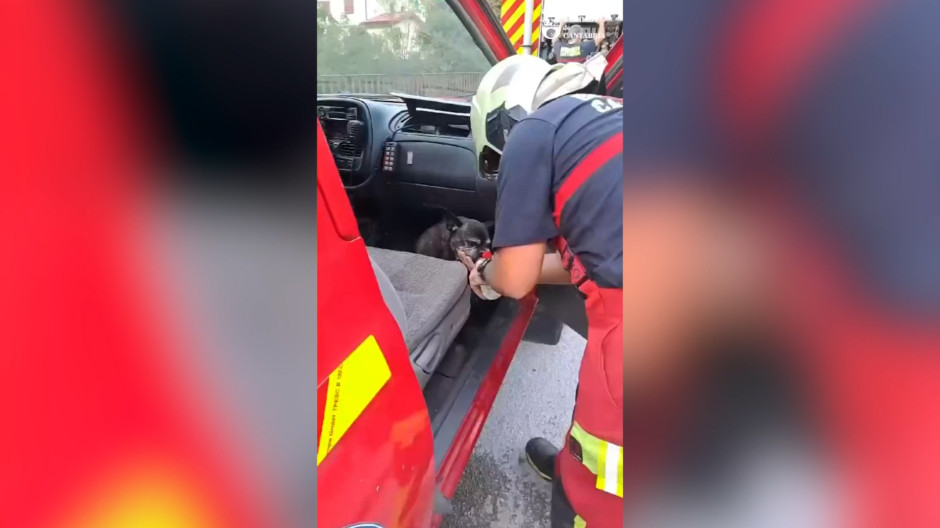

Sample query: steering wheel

[342,169,374,191]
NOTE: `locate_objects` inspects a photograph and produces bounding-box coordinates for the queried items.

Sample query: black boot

[525,437,559,481]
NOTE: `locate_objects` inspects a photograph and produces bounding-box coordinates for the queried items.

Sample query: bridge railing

[317,72,485,97]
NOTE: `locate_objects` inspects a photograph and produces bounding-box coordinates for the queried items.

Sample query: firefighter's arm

[474,245,569,300]
[554,17,567,44]
[594,18,606,46]
[538,251,571,284]
[482,243,546,299]
[482,120,560,298]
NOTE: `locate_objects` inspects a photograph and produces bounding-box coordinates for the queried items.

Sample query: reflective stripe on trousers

[570,421,624,498]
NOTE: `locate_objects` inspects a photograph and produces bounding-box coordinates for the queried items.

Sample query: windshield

[317,0,493,98]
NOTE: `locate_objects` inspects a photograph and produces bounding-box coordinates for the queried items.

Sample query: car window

[317,0,492,98]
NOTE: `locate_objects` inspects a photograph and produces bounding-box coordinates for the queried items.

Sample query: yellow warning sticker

[317,335,391,465]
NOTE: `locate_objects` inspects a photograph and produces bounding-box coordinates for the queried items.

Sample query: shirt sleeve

[581,40,597,57]
[492,118,559,248]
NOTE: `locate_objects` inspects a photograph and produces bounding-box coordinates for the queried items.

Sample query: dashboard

[317,101,368,178]
[316,94,498,220]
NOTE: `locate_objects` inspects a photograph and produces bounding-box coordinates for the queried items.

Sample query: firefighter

[464,55,623,528]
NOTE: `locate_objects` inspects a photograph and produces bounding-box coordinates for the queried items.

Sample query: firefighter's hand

[558,17,567,26]
[457,251,488,299]
[595,17,605,26]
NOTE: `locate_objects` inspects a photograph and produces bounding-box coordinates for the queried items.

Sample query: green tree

[377,0,426,17]
[413,1,490,73]
[318,7,387,74]
[317,0,489,78]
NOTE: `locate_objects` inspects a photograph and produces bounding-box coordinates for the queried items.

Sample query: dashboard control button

[383,142,397,172]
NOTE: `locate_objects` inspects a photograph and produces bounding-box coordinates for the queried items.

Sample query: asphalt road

[442,326,586,528]
[439,326,837,528]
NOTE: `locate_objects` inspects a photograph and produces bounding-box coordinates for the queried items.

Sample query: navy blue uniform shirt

[492,94,623,289]
[553,40,597,63]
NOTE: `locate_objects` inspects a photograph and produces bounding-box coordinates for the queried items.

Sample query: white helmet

[470,54,607,180]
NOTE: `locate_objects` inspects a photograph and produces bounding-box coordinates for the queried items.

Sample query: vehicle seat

[367,247,471,388]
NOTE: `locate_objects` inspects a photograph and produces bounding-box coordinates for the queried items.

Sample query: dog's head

[443,210,492,262]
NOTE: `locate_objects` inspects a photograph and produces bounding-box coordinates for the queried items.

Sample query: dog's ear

[442,209,464,232]
[483,220,495,235]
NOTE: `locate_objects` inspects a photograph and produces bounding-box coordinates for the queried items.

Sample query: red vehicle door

[316,4,508,525]
[317,0,514,525]
[317,121,439,528]
[602,35,623,97]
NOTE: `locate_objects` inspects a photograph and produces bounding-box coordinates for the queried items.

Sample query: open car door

[317,3,520,526]
[318,112,539,527]
[602,35,623,97]
[317,121,440,528]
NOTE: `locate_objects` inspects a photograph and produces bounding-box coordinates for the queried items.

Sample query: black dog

[415,209,492,262]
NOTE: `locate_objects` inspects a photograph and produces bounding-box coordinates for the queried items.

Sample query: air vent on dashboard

[389,111,411,132]
[335,141,358,157]
[324,126,364,157]
[400,122,471,138]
